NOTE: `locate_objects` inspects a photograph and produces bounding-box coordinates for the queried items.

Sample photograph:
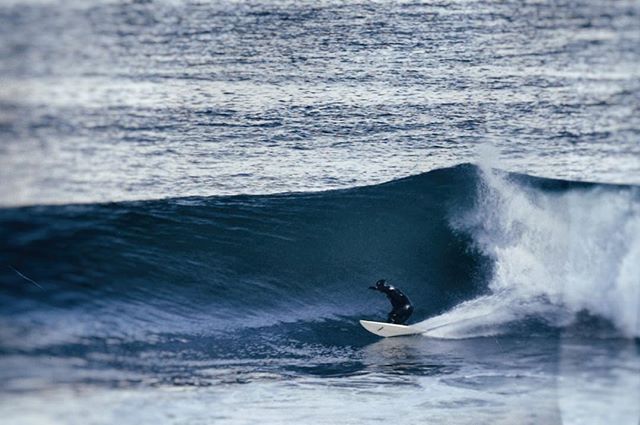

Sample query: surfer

[369,279,414,325]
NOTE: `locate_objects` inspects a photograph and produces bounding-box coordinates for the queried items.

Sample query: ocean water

[1,0,639,424]
[1,0,640,206]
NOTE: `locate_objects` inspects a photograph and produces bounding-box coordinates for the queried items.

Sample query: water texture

[1,0,639,206]
[1,0,639,424]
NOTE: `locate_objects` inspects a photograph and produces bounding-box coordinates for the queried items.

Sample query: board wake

[359,320,422,337]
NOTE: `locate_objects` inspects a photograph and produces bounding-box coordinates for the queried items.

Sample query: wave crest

[419,163,640,338]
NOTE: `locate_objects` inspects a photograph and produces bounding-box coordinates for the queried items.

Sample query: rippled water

[2,334,639,425]
[1,0,639,206]
[1,1,639,424]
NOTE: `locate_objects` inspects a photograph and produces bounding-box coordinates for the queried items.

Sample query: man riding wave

[369,279,414,325]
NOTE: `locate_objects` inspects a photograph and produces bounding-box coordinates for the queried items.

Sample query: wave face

[1,164,639,351]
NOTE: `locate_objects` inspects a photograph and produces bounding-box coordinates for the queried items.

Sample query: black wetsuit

[370,281,414,324]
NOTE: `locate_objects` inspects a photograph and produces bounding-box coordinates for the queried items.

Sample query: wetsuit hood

[375,279,387,289]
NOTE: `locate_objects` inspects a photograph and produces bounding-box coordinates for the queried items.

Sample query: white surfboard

[359,320,422,338]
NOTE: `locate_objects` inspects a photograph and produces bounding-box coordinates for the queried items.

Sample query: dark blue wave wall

[0,164,489,342]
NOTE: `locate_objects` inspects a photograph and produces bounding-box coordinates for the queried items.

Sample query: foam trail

[417,160,640,338]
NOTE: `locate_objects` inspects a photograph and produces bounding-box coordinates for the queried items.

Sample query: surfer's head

[375,279,387,289]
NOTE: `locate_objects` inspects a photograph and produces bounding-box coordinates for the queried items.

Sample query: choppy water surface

[1,1,639,424]
[1,0,639,206]
[1,334,639,425]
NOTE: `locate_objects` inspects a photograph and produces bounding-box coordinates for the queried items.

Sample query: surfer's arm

[370,286,391,295]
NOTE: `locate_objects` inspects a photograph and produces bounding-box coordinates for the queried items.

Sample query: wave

[1,163,638,350]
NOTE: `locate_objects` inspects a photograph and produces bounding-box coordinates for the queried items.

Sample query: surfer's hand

[368,286,376,290]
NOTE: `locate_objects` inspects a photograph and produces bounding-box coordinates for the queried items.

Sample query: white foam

[418,157,640,338]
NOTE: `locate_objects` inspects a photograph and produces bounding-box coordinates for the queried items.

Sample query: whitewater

[419,155,640,339]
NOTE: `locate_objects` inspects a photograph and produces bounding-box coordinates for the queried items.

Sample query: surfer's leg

[387,311,399,324]
[395,305,414,324]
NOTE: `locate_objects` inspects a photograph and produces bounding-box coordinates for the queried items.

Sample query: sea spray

[419,162,640,338]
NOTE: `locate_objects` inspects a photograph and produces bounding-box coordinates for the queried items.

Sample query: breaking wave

[1,163,638,351]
